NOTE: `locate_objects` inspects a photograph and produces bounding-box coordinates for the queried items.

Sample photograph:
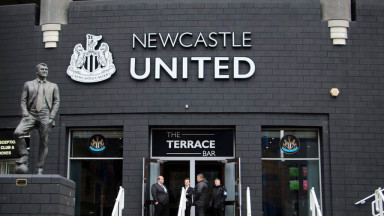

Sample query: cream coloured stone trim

[328,20,349,45]
[41,24,61,48]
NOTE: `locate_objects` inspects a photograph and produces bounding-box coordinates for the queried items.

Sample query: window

[351,0,357,21]
[0,159,16,174]
[68,128,123,216]
[262,129,321,216]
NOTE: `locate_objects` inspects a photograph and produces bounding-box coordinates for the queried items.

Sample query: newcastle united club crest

[89,134,106,152]
[280,135,300,154]
[67,34,116,83]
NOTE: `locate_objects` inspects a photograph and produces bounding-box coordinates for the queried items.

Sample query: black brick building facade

[0,0,383,215]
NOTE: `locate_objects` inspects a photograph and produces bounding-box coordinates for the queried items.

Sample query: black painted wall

[0,174,76,215]
[0,0,384,215]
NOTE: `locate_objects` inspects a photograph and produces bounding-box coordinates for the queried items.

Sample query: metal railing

[371,188,384,216]
[112,186,125,216]
[310,187,322,216]
[355,188,384,206]
[246,187,251,216]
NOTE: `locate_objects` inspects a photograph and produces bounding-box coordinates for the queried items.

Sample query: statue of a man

[14,63,60,174]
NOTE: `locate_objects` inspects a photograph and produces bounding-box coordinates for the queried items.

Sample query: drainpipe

[320,0,351,45]
[40,0,72,48]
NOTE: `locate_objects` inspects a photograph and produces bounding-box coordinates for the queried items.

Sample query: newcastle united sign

[67,31,255,83]
[151,128,234,157]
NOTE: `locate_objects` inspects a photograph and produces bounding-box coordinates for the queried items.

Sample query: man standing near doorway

[151,176,169,216]
[194,173,209,216]
[210,178,227,216]
[184,178,194,216]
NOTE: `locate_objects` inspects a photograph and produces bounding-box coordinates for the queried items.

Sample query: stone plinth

[0,174,75,216]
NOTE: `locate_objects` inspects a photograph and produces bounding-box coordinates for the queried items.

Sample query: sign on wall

[0,130,23,158]
[280,135,300,154]
[130,32,255,80]
[151,128,234,157]
[89,134,106,152]
[67,31,255,83]
[67,34,116,83]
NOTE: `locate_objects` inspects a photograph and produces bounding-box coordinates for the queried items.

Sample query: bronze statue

[14,63,60,174]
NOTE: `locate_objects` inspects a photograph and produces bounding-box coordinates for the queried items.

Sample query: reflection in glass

[162,161,190,216]
[262,130,318,158]
[262,160,320,216]
[0,160,16,174]
[262,129,320,216]
[71,130,123,158]
[70,160,122,216]
[69,129,123,216]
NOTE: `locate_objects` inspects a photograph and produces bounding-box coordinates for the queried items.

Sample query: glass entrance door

[194,160,241,216]
[224,158,241,216]
[143,160,191,216]
[143,158,161,216]
[163,161,190,216]
[195,161,225,216]
[144,159,237,216]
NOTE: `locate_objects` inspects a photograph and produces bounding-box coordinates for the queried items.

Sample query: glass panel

[262,130,281,158]
[225,160,241,216]
[196,161,223,216]
[6,161,16,174]
[148,162,160,201]
[262,130,318,158]
[163,161,190,216]
[144,160,160,216]
[0,160,17,174]
[0,162,4,174]
[70,160,122,216]
[283,131,318,158]
[71,130,123,158]
[225,162,236,200]
[262,160,320,216]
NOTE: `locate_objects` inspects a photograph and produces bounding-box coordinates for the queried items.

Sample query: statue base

[0,174,76,216]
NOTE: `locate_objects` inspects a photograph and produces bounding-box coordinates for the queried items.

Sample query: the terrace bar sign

[151,128,234,157]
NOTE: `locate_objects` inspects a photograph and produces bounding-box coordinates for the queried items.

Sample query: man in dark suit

[14,63,60,175]
[210,178,227,216]
[151,176,169,216]
[184,178,194,216]
[195,173,209,216]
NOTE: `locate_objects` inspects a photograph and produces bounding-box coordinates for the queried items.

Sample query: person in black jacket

[194,173,209,216]
[184,178,194,216]
[210,178,227,216]
[151,176,169,216]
